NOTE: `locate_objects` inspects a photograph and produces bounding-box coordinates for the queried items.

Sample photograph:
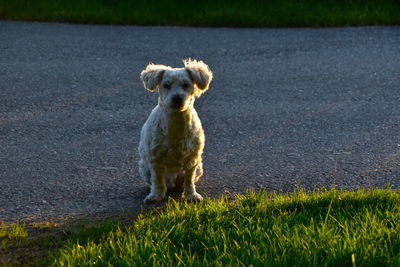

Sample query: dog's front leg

[144,163,167,204]
[182,166,203,201]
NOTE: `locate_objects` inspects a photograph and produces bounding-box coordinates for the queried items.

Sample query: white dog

[139,59,213,204]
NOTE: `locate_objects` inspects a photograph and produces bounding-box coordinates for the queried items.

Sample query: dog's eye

[163,83,171,89]
[182,82,191,89]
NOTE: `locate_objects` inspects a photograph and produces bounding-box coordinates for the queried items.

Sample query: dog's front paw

[182,192,203,202]
[143,193,164,204]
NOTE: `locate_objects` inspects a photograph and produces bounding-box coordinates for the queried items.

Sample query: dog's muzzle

[171,95,185,109]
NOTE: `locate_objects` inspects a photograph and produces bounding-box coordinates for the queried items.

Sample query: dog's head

[140,59,213,111]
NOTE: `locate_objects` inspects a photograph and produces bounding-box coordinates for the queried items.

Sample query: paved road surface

[1,21,399,222]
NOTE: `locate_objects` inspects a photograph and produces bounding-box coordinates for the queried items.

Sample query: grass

[0,218,124,266]
[38,188,400,266]
[0,224,27,240]
[0,223,29,266]
[2,188,399,266]
[0,0,399,27]
[0,223,28,247]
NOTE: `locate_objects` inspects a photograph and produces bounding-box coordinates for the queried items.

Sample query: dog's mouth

[170,103,186,111]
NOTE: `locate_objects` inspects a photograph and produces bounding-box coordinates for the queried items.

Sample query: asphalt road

[1,21,399,222]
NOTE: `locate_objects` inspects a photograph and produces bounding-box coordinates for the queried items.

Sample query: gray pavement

[1,21,400,222]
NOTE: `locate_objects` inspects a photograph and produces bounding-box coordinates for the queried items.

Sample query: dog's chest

[144,107,204,167]
[165,124,199,158]
[161,115,203,166]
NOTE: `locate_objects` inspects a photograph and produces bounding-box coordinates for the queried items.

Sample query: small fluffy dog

[139,59,213,204]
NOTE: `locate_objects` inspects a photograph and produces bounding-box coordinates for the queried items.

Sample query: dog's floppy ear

[184,59,213,92]
[140,64,171,92]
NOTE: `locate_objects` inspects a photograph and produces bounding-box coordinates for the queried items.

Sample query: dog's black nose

[171,95,184,107]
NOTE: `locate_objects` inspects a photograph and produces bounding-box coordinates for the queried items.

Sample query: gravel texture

[1,21,399,222]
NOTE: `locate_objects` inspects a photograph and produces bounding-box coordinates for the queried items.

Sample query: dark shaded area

[0,0,399,27]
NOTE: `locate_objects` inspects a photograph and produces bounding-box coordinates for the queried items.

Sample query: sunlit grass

[32,222,58,230]
[0,0,399,27]
[0,223,28,241]
[0,223,28,250]
[46,188,400,266]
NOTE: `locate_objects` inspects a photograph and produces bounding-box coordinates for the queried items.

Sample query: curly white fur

[139,59,213,204]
